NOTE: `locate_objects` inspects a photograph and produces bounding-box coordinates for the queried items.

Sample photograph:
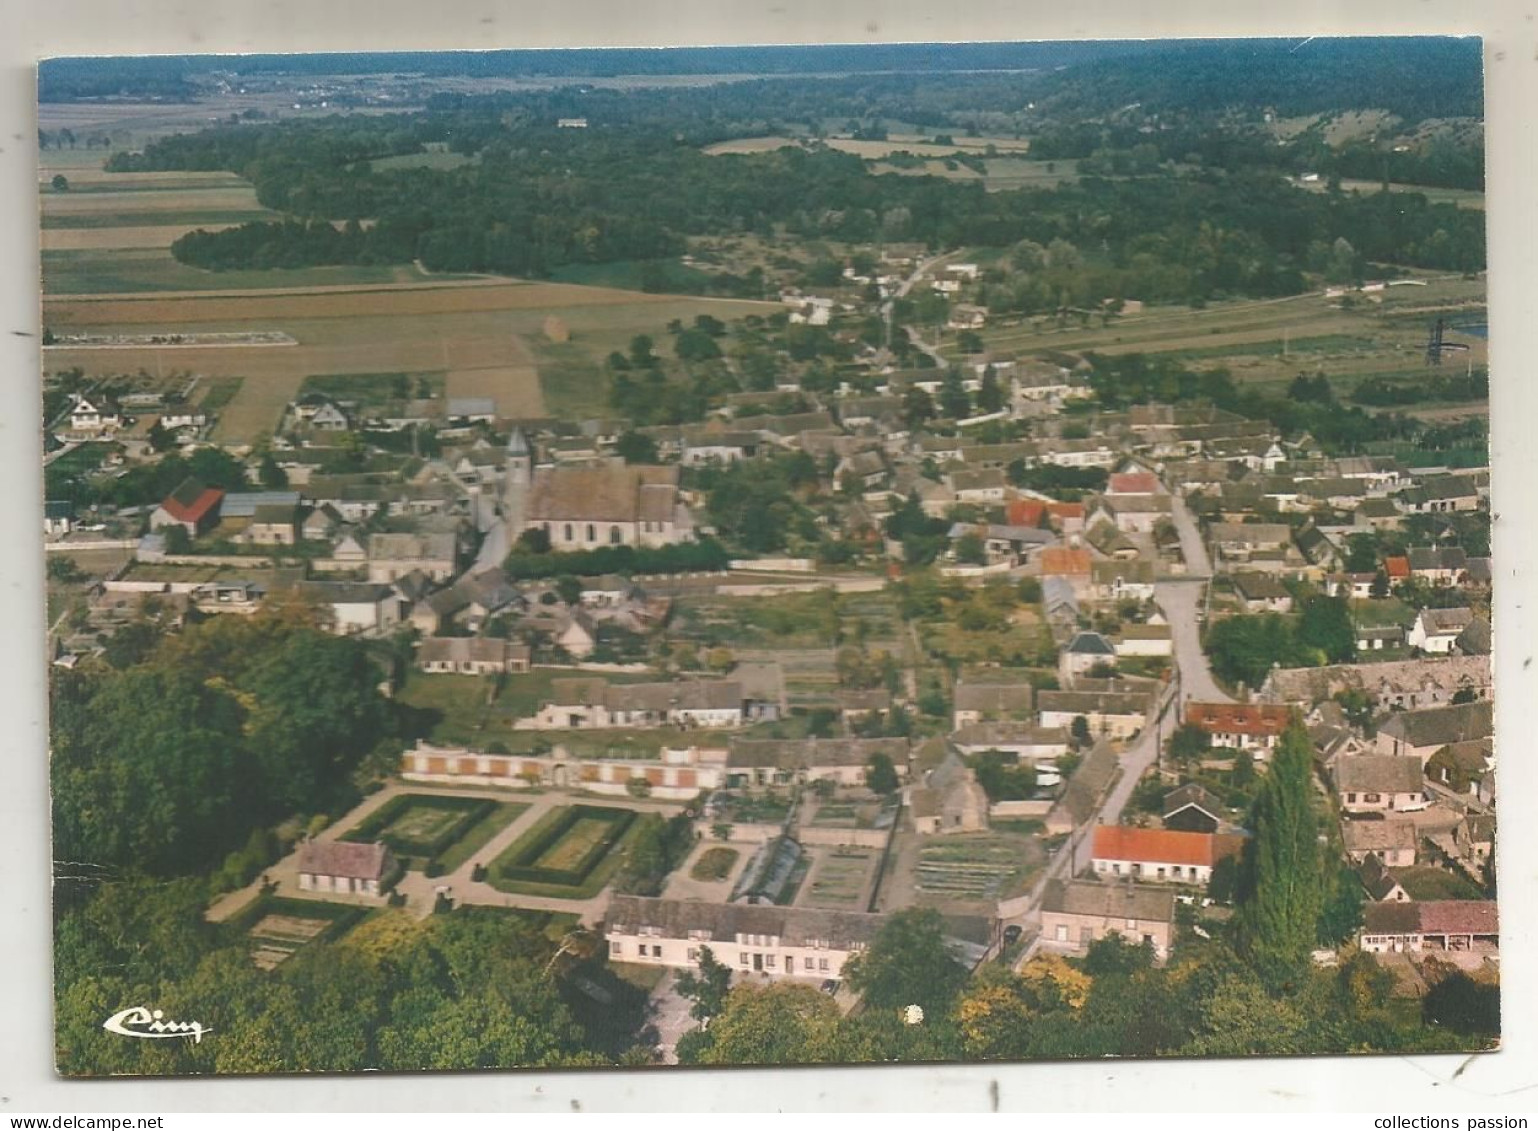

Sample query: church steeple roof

[506,425,530,456]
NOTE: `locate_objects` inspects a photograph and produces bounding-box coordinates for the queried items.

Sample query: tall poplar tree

[1235,717,1324,990]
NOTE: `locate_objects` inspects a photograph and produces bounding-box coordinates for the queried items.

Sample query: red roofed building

[1090,826,1244,885]
[1040,547,1093,596]
[149,477,225,537]
[1383,555,1411,581]
[1045,501,1086,534]
[1006,498,1047,528]
[1108,471,1163,496]
[1184,701,1293,758]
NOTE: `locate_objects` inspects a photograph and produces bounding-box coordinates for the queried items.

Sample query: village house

[1354,497,1405,531]
[1039,880,1177,960]
[908,754,991,835]
[1425,738,1494,800]
[1183,702,1292,757]
[1258,655,1491,710]
[952,679,1035,729]
[949,723,1070,764]
[289,394,351,432]
[44,500,73,537]
[1207,523,1295,570]
[64,393,125,435]
[1229,571,1294,613]
[403,740,728,797]
[235,503,300,546]
[1039,546,1095,598]
[1395,475,1482,515]
[1358,901,1498,955]
[1355,624,1405,653]
[1091,559,1156,602]
[1161,784,1226,834]
[1089,826,1244,885]
[1331,756,1430,814]
[1038,689,1152,740]
[1407,546,1470,586]
[518,678,759,731]
[296,840,399,898]
[1356,853,1411,903]
[947,467,1008,503]
[1059,631,1118,682]
[1114,623,1173,659]
[416,636,532,675]
[682,431,759,466]
[724,737,910,788]
[603,895,882,979]
[1408,607,1475,654]
[1375,699,1493,762]
[520,463,693,549]
[1342,817,1421,867]
[297,581,402,637]
[366,531,460,583]
[149,478,224,538]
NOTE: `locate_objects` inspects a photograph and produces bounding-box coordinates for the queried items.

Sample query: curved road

[1010,492,1230,953]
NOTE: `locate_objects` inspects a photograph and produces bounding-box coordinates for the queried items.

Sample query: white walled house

[603,895,881,979]
[296,840,398,897]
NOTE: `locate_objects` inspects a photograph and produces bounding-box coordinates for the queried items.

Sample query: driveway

[646,972,698,1065]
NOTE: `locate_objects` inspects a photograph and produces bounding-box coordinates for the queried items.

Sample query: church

[502,426,695,550]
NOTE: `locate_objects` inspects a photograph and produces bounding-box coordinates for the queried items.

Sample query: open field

[42,185,269,216]
[45,278,760,442]
[42,224,250,252]
[952,275,1488,391]
[41,248,434,296]
[1302,178,1485,210]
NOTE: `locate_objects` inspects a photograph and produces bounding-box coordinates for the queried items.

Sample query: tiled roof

[1185,702,1292,737]
[1090,826,1242,868]
[1041,879,1176,924]
[297,839,392,880]
[604,895,885,948]
[1333,755,1426,795]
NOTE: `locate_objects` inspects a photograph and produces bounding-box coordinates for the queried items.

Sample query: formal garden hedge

[493,804,636,888]
[341,793,497,870]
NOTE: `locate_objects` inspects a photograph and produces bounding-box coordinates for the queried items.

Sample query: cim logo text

[102,1006,211,1044]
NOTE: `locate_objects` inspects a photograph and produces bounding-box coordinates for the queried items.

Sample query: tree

[1370,568,1391,600]
[841,908,968,1016]
[680,983,840,1065]
[161,525,192,554]
[1296,592,1355,664]
[954,532,987,565]
[1344,534,1380,574]
[674,946,732,1022]
[1235,719,1325,990]
[47,555,84,583]
[555,574,583,607]
[625,777,652,799]
[1070,715,1092,747]
[976,367,1004,413]
[257,452,289,489]
[866,752,899,795]
[614,431,657,464]
[901,386,935,428]
[938,369,970,419]
[1167,723,1211,765]
[628,334,658,368]
[52,173,70,191]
